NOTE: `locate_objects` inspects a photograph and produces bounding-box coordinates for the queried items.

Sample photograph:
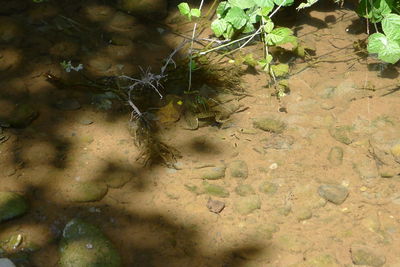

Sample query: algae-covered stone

[296,208,312,222]
[329,126,355,145]
[235,184,255,196]
[391,143,400,163]
[104,171,132,188]
[198,165,226,180]
[229,160,248,179]
[59,219,121,267]
[253,117,286,134]
[328,146,343,166]
[234,195,261,215]
[259,181,278,195]
[0,192,28,223]
[289,254,341,267]
[203,182,229,198]
[351,244,385,267]
[4,104,38,128]
[64,181,108,202]
[318,184,348,205]
[184,183,204,195]
[118,0,167,18]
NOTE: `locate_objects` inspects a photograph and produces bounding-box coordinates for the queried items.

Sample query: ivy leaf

[211,18,228,37]
[178,3,190,15]
[225,6,248,29]
[368,33,400,64]
[228,0,256,9]
[273,0,294,7]
[382,13,400,41]
[216,1,231,18]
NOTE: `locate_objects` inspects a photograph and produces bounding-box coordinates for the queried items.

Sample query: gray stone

[198,165,226,180]
[253,117,286,134]
[351,244,385,267]
[63,181,108,202]
[259,181,278,195]
[318,184,349,205]
[0,258,16,267]
[55,98,81,111]
[0,192,28,223]
[328,146,343,166]
[235,184,255,196]
[229,160,248,179]
[118,0,167,18]
[59,219,121,267]
[234,196,261,215]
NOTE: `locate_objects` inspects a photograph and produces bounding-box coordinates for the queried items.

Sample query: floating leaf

[266,27,293,45]
[254,0,275,8]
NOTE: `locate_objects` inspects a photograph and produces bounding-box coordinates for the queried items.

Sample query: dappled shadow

[0,0,269,265]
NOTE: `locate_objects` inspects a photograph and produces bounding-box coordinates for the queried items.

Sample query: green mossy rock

[199,166,226,180]
[203,182,229,198]
[259,181,278,195]
[234,195,261,215]
[59,219,121,267]
[327,146,343,166]
[0,192,28,223]
[4,104,38,128]
[229,160,248,179]
[253,117,286,134]
[329,126,355,145]
[235,184,255,196]
[64,181,108,202]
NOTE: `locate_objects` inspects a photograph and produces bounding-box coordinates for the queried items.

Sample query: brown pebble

[207,198,225,214]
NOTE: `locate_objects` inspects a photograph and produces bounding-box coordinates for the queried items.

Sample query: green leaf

[216,1,231,18]
[259,54,273,71]
[191,8,201,17]
[223,23,235,39]
[271,63,289,77]
[382,13,400,41]
[228,0,256,9]
[266,27,293,45]
[368,33,400,64]
[254,0,275,8]
[263,20,274,33]
[225,6,248,29]
[296,0,319,10]
[243,21,256,33]
[273,0,294,6]
[211,18,228,37]
[357,0,392,23]
[178,2,190,15]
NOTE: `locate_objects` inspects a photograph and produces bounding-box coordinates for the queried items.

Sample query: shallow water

[0,1,400,266]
